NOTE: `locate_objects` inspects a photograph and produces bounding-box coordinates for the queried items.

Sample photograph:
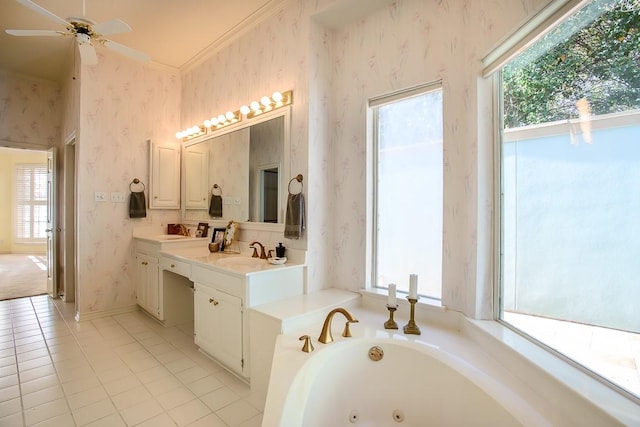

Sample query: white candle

[387,284,396,306]
[409,274,418,299]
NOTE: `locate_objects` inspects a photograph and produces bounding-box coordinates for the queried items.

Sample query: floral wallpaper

[0,72,61,147]
[181,0,549,318]
[75,51,182,316]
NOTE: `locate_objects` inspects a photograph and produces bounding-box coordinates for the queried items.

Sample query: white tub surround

[249,289,361,410]
[262,299,630,426]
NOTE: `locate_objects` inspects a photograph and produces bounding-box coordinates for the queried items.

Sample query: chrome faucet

[249,241,267,259]
[318,308,359,344]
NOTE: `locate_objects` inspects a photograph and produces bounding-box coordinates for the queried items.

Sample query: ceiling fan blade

[5,29,66,37]
[15,0,70,28]
[77,37,98,65]
[103,39,150,63]
[92,19,131,36]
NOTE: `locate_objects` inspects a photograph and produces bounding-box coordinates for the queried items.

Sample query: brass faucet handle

[250,246,259,258]
[299,335,314,353]
[342,319,359,338]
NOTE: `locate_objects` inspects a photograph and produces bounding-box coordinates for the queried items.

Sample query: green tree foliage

[503,0,640,128]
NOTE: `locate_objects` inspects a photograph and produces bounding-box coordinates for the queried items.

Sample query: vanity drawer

[160,257,191,278]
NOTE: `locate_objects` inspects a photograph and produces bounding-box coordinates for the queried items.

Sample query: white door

[46,147,57,298]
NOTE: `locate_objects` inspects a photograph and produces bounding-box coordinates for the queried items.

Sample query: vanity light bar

[175,90,292,140]
[204,110,242,132]
[242,90,292,119]
[176,125,206,141]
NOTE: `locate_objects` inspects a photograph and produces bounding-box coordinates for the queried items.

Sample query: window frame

[368,81,443,300]
[492,0,640,403]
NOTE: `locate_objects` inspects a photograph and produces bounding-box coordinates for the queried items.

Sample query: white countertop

[160,246,304,276]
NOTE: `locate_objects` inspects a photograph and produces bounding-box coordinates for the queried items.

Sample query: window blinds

[15,164,47,242]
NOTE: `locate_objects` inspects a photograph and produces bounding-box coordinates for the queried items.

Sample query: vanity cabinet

[194,284,243,374]
[149,142,181,209]
[191,263,303,380]
[133,237,204,322]
[135,252,159,317]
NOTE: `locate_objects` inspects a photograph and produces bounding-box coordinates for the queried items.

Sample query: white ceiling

[0,0,281,83]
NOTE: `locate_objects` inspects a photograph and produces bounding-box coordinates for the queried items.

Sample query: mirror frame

[181,107,291,232]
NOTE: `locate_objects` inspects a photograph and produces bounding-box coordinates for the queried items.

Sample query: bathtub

[262,308,570,427]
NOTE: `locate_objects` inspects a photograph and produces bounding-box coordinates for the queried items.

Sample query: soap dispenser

[276,243,286,258]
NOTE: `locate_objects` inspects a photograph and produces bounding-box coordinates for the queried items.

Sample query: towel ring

[129,178,145,192]
[288,174,303,195]
[211,184,223,196]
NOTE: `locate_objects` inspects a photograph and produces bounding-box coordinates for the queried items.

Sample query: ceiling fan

[5,0,150,65]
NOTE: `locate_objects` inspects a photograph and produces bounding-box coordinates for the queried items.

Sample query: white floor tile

[71,398,117,426]
[31,412,74,427]
[119,398,164,426]
[67,385,109,410]
[23,397,69,426]
[167,399,211,427]
[200,387,240,412]
[22,384,65,410]
[84,413,127,427]
[156,386,197,410]
[214,400,259,427]
[4,299,264,426]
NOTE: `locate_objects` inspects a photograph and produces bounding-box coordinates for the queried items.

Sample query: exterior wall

[503,116,640,332]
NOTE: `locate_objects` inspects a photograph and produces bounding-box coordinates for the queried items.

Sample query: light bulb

[240,105,250,115]
[272,91,283,102]
[218,114,226,123]
[210,117,219,126]
[203,120,211,128]
[225,111,235,121]
[176,131,182,139]
[261,96,271,107]
[250,101,260,111]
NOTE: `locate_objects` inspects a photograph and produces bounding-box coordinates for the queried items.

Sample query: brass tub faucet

[318,308,359,344]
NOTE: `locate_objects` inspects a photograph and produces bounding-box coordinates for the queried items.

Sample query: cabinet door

[194,284,243,375]
[184,146,210,209]
[135,253,159,316]
[149,142,180,209]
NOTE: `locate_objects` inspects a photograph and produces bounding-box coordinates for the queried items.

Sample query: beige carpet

[0,254,48,300]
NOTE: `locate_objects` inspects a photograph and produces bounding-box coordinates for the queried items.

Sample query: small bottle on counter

[276,243,286,258]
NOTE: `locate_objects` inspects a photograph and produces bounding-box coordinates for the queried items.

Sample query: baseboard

[74,304,139,322]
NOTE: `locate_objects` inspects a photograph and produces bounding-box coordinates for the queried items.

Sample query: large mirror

[182,108,290,225]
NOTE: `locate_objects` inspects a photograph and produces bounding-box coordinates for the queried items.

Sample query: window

[498,0,640,398]
[371,84,443,300]
[15,164,47,243]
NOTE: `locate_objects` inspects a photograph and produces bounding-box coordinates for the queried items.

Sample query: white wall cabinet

[149,141,181,209]
[135,252,159,317]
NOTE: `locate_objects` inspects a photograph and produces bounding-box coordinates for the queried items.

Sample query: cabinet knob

[154,196,158,199]
[171,264,175,268]
[141,261,148,266]
[208,298,219,306]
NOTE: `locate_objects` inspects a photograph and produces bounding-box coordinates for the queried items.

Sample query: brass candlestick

[403,297,421,335]
[384,304,398,329]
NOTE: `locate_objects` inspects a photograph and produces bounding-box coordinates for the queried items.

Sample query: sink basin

[216,257,266,267]
[155,234,189,240]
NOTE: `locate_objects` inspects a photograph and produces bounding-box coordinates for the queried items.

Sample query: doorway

[0,147,48,300]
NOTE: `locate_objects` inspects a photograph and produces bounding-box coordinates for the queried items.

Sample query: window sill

[463,318,640,426]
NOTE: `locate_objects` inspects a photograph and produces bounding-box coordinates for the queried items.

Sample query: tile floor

[0,295,262,426]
